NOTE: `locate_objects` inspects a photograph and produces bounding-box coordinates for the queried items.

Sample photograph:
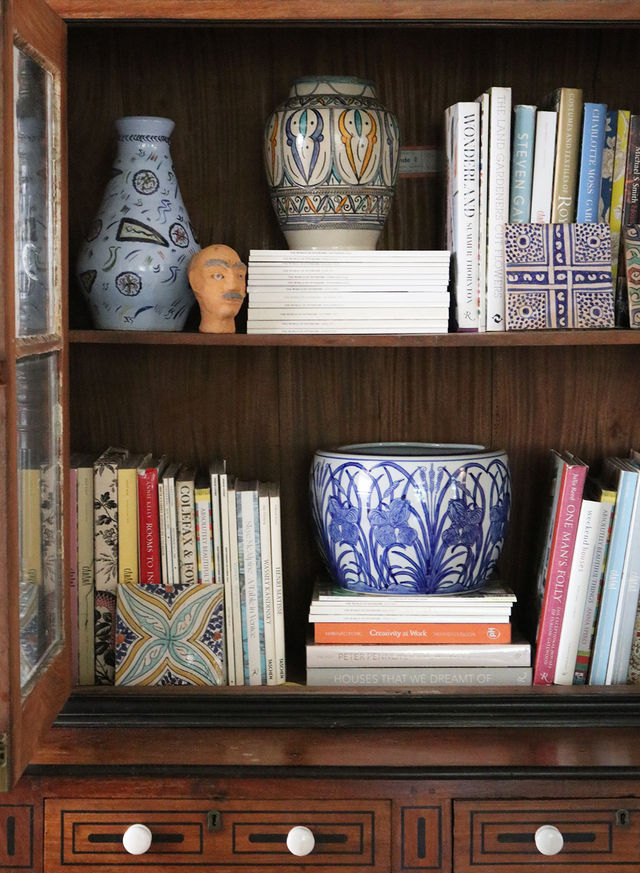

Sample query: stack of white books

[246,249,452,334]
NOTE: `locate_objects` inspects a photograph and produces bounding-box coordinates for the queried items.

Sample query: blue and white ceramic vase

[310,443,512,595]
[76,116,199,330]
[264,76,401,250]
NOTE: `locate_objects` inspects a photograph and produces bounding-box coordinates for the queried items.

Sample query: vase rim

[315,441,506,460]
[115,116,175,137]
[293,75,376,86]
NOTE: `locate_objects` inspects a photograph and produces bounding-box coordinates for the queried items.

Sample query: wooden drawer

[44,798,390,872]
[454,798,640,872]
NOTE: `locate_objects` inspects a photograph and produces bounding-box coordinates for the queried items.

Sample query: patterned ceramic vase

[264,76,401,250]
[310,442,511,595]
[76,116,199,330]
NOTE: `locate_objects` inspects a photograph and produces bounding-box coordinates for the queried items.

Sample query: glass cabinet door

[1,0,69,788]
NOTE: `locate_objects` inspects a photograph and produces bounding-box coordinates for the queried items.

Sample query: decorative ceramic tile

[505,223,615,329]
[623,225,640,328]
[116,582,226,686]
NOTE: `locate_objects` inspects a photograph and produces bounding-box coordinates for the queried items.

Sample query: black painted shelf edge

[56,690,640,728]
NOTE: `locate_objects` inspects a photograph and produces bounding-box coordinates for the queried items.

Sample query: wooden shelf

[68,329,640,348]
[47,0,640,24]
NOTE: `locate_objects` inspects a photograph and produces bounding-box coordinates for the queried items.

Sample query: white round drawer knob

[286,825,315,856]
[122,824,153,855]
[534,824,564,856]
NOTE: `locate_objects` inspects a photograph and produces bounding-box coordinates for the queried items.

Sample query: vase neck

[114,116,175,153]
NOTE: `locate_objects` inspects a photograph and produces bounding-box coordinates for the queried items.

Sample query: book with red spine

[533,451,588,685]
[314,622,511,645]
[137,455,168,584]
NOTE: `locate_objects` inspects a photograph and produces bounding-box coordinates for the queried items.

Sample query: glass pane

[14,46,55,337]
[17,354,63,694]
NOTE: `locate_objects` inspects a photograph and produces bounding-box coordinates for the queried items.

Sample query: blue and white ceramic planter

[264,76,401,250]
[310,443,511,595]
[76,116,199,330]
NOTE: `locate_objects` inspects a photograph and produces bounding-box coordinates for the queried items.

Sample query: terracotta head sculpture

[188,244,247,333]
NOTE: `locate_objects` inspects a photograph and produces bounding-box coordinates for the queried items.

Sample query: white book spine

[485,86,511,331]
[306,666,532,687]
[177,479,197,585]
[447,102,480,331]
[530,110,558,223]
[554,500,602,685]
[167,479,180,585]
[269,485,286,684]
[247,307,449,321]
[259,489,277,685]
[239,490,263,685]
[476,92,490,332]
[158,479,169,585]
[227,482,245,685]
[307,642,531,668]
[247,325,448,335]
[219,474,236,686]
[247,291,451,305]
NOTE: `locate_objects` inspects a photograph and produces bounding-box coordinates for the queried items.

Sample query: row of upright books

[533,449,640,686]
[246,249,451,334]
[306,578,532,687]
[445,86,640,332]
[70,448,285,687]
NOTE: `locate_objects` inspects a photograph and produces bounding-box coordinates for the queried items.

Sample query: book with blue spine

[607,456,640,683]
[589,458,640,685]
[576,102,607,222]
[598,109,618,224]
[509,104,536,223]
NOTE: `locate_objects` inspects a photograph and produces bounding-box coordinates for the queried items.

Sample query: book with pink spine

[533,451,588,685]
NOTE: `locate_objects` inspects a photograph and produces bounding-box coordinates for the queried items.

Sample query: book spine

[314,622,512,645]
[306,642,532,668]
[533,463,587,685]
[509,104,536,223]
[310,611,511,622]
[247,307,449,321]
[69,466,79,685]
[573,498,614,683]
[589,469,639,685]
[553,500,601,684]
[447,102,480,331]
[76,465,95,685]
[550,87,583,222]
[218,473,236,685]
[168,479,180,585]
[158,479,169,586]
[306,666,532,687]
[210,473,223,584]
[530,110,558,223]
[476,92,490,332]
[598,109,618,223]
[118,467,139,585]
[485,86,511,331]
[227,483,244,685]
[138,469,161,584]
[247,291,451,305]
[238,490,264,685]
[269,486,286,683]
[606,476,640,683]
[609,109,631,283]
[258,490,276,685]
[576,103,607,223]
[195,487,214,584]
[93,460,120,685]
[615,114,640,327]
[177,479,197,585]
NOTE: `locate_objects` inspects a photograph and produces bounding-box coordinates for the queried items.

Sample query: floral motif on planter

[264,77,401,250]
[310,443,511,595]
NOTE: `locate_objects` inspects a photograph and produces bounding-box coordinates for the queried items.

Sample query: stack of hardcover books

[533,448,640,687]
[306,578,531,687]
[69,449,286,688]
[246,249,451,334]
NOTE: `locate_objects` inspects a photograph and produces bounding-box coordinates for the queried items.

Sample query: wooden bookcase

[5,4,640,862]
